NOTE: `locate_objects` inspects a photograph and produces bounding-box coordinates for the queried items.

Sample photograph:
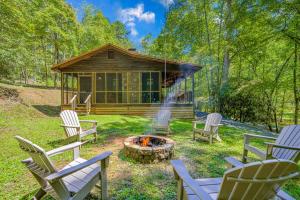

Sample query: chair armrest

[61,124,80,129]
[79,120,97,124]
[225,157,244,168]
[244,133,277,141]
[171,160,213,200]
[192,120,202,124]
[46,142,82,157]
[46,151,113,182]
[210,123,220,127]
[265,142,300,151]
[277,189,296,200]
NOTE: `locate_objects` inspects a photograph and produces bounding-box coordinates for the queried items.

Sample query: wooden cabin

[52,44,201,118]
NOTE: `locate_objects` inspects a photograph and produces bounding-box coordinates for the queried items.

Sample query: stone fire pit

[124,135,175,163]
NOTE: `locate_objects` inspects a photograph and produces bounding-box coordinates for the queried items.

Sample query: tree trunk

[273,107,279,133]
[53,33,59,88]
[42,38,48,87]
[203,0,215,110]
[220,0,232,90]
[293,42,299,124]
[222,47,230,86]
[279,90,286,122]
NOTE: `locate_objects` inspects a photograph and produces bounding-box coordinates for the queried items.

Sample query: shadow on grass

[32,105,60,117]
[47,138,73,148]
[21,190,98,200]
[110,165,176,200]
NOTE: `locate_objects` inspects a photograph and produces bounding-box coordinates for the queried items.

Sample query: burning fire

[141,137,150,147]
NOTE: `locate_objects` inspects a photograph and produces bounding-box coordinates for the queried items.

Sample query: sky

[66,0,174,48]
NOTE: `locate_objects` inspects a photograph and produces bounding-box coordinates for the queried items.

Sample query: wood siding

[61,50,181,73]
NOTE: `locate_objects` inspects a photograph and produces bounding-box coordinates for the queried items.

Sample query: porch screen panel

[106,73,117,103]
[142,72,150,103]
[141,72,160,103]
[96,72,126,103]
[63,73,77,105]
[96,73,105,103]
[117,72,127,103]
[95,72,159,104]
[79,76,92,103]
[151,72,160,103]
[128,72,140,103]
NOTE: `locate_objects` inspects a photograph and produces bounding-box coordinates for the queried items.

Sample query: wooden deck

[61,104,194,118]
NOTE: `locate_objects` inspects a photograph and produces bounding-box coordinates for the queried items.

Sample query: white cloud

[118,4,155,36]
[159,0,174,7]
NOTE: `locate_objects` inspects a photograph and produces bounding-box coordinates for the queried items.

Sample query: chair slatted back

[273,125,300,162]
[218,159,299,200]
[204,113,222,133]
[60,110,81,137]
[15,136,70,199]
[154,110,171,126]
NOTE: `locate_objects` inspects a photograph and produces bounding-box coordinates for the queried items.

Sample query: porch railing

[69,94,77,111]
[84,93,92,115]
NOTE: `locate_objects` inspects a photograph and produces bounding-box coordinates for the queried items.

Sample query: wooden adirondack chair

[242,125,300,163]
[15,136,112,200]
[152,110,171,135]
[60,110,97,142]
[193,113,222,144]
[171,157,299,200]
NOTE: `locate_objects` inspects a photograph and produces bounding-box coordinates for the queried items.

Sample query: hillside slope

[0,83,61,117]
[0,83,60,105]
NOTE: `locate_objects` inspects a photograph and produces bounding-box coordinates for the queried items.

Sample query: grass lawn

[0,97,299,199]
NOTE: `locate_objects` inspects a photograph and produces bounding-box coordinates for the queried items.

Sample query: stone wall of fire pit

[124,135,175,164]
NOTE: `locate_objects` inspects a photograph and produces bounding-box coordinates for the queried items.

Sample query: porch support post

[184,75,187,103]
[192,72,195,116]
[198,71,201,97]
[60,72,63,110]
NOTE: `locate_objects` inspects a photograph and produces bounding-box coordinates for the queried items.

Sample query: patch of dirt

[0,86,21,103]
[0,83,60,106]
[90,136,131,179]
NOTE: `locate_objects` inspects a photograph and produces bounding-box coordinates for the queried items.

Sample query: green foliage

[0,0,131,86]
[142,0,299,129]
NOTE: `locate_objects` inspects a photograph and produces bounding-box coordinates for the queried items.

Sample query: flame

[141,137,150,147]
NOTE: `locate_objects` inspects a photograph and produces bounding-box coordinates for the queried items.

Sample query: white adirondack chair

[193,113,222,144]
[15,136,112,200]
[60,110,97,142]
[243,125,300,163]
[171,158,299,200]
[152,110,171,135]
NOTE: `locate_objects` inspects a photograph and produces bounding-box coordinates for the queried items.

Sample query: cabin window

[108,50,114,59]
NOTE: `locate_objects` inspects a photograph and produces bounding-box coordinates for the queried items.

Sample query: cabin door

[79,76,92,104]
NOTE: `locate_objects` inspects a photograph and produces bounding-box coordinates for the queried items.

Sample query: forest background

[0,0,299,131]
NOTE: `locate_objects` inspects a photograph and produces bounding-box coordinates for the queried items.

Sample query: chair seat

[62,158,100,193]
[183,178,222,200]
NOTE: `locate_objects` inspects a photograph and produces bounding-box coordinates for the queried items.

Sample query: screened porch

[62,71,195,107]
